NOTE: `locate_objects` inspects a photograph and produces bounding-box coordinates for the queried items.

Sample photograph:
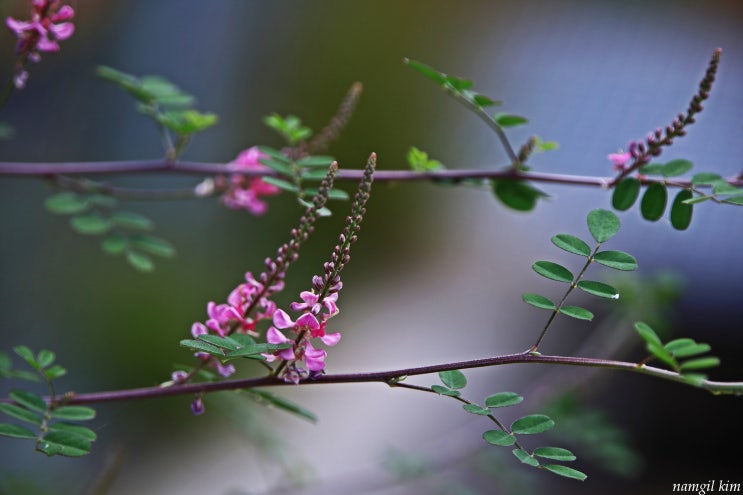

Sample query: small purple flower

[608,150,632,171]
[190,395,205,415]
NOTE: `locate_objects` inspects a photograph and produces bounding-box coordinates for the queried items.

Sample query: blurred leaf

[587,209,620,243]
[670,190,694,230]
[679,357,720,371]
[129,235,175,258]
[13,346,36,368]
[439,370,467,390]
[262,176,298,192]
[9,390,46,413]
[511,414,555,434]
[612,178,640,211]
[593,250,637,271]
[36,350,55,369]
[242,389,317,423]
[532,261,573,283]
[110,211,154,230]
[661,159,693,177]
[512,448,540,466]
[665,339,710,358]
[559,306,594,321]
[640,183,667,221]
[463,404,490,415]
[70,215,111,235]
[522,293,555,310]
[0,122,15,139]
[485,392,524,408]
[125,250,155,272]
[494,113,528,127]
[493,180,546,211]
[0,423,36,439]
[472,93,501,107]
[296,156,335,167]
[646,341,676,368]
[407,146,444,172]
[634,322,661,345]
[723,196,743,205]
[533,447,576,461]
[551,234,591,257]
[101,233,128,255]
[403,58,447,85]
[0,404,42,425]
[576,280,619,299]
[483,429,517,446]
[43,365,67,381]
[542,464,587,481]
[51,406,96,421]
[48,422,97,441]
[444,75,473,91]
[45,193,89,215]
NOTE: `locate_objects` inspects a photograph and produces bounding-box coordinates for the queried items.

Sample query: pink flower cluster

[263,280,342,383]
[5,0,75,89]
[220,147,280,215]
[188,271,282,378]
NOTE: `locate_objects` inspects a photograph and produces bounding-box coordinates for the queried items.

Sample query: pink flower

[608,150,632,171]
[272,309,341,347]
[221,147,280,215]
[290,290,339,316]
[304,342,327,372]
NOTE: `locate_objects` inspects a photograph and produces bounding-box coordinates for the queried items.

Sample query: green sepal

[612,178,641,211]
[522,293,555,310]
[551,234,591,257]
[587,209,620,243]
[532,261,573,283]
[483,429,517,446]
[511,414,555,434]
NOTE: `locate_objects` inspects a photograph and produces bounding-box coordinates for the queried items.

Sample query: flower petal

[273,309,294,329]
[319,332,341,346]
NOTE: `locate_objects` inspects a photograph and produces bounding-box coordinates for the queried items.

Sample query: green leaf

[679,357,720,371]
[661,159,694,177]
[522,293,555,310]
[684,195,712,205]
[110,211,154,230]
[403,58,447,85]
[43,365,67,381]
[197,334,242,351]
[723,195,743,206]
[665,340,711,358]
[438,370,467,390]
[0,351,9,370]
[472,94,501,107]
[640,183,667,221]
[712,182,741,196]
[485,392,524,408]
[48,422,97,441]
[179,339,225,356]
[593,250,637,271]
[45,193,90,215]
[612,178,641,211]
[431,385,461,397]
[0,423,36,439]
[532,261,573,283]
[70,215,111,235]
[646,341,677,368]
[40,430,91,457]
[512,448,540,467]
[559,306,594,321]
[129,234,176,258]
[296,156,335,167]
[463,404,490,415]
[691,172,724,186]
[551,234,591,257]
[9,390,47,413]
[101,234,128,255]
[483,429,517,446]
[242,389,317,423]
[224,343,292,358]
[51,406,96,421]
[681,373,708,386]
[262,176,298,192]
[494,113,528,127]
[534,447,577,461]
[259,158,293,176]
[670,190,693,230]
[0,403,42,425]
[511,414,555,434]
[36,350,55,369]
[542,464,587,481]
[125,250,155,272]
[587,209,620,243]
[492,180,546,212]
[13,346,37,368]
[407,146,444,172]
[444,75,473,92]
[634,322,661,346]
[638,163,666,176]
[576,280,619,300]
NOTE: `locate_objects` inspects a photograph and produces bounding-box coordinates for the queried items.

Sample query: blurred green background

[1,1,742,494]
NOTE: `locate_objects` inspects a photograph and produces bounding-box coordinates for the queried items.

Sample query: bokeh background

[1,1,742,494]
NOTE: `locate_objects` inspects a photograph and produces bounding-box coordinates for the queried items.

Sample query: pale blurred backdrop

[1,1,742,494]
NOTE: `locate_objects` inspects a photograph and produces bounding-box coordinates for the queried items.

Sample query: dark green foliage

[493,180,547,212]
[612,178,640,211]
[670,190,694,230]
[641,183,667,221]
